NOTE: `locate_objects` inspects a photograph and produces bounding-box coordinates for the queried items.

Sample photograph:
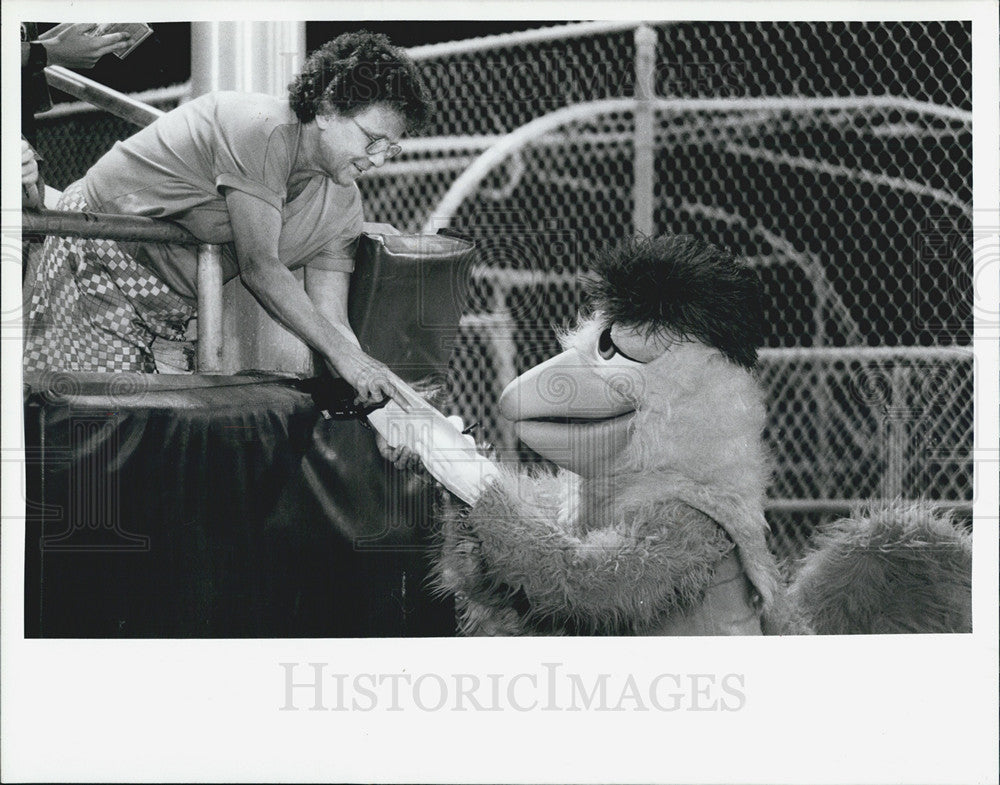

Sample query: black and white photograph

[3,2,998,783]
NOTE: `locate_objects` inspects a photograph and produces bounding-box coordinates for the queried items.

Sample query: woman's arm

[305,265,430,468]
[225,188,404,406]
[302,266,355,345]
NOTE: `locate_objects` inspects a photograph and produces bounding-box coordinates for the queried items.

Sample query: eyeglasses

[351,118,402,160]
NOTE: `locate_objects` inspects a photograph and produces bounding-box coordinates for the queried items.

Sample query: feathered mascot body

[433,235,785,635]
[371,233,972,636]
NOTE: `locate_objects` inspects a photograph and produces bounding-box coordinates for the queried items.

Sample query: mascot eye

[598,327,618,360]
[598,326,646,364]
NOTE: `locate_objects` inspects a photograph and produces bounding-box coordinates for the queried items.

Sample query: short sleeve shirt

[83,92,363,302]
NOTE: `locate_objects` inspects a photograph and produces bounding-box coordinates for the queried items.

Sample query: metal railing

[34,82,189,121]
[43,65,166,128]
[26,67,225,372]
[22,210,225,372]
[423,94,972,234]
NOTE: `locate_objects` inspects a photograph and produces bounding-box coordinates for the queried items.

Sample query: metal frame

[26,67,225,372]
[43,66,166,128]
[22,210,225,373]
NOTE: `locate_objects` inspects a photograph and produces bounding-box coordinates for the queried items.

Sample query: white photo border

[3,2,998,783]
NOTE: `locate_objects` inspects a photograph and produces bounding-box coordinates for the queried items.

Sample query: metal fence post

[881,365,905,500]
[633,24,657,238]
[196,244,224,373]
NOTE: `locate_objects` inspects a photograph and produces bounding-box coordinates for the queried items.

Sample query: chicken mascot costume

[370,233,972,636]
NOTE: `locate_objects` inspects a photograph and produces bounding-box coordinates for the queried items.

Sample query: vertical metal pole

[633,24,657,238]
[189,22,222,98]
[881,366,909,500]
[813,271,830,499]
[192,21,305,97]
[192,22,308,373]
[197,243,224,373]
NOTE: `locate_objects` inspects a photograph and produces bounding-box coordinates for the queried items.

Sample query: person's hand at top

[38,23,131,69]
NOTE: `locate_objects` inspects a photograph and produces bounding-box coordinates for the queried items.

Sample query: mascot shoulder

[783,503,972,634]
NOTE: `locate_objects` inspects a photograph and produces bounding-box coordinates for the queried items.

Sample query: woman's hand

[322,341,408,409]
[22,140,42,210]
[36,23,75,40]
[301,264,411,410]
[39,23,131,69]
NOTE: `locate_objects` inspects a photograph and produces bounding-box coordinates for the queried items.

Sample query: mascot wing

[786,503,973,635]
[435,467,756,635]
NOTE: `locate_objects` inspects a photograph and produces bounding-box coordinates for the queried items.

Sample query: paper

[367,381,500,506]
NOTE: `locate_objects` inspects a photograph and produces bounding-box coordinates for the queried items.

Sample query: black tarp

[23,233,473,637]
[23,374,454,637]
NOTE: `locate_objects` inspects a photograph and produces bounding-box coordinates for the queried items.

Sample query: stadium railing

[23,66,226,372]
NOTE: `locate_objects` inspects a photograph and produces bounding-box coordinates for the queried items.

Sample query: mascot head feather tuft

[582,234,765,371]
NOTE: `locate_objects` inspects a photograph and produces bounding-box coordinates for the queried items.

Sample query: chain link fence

[34,85,188,190]
[30,21,974,564]
[394,20,974,564]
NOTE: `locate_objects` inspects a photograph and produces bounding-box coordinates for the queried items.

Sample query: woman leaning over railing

[23,30,427,410]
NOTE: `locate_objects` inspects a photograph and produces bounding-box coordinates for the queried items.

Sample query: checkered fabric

[23,180,196,373]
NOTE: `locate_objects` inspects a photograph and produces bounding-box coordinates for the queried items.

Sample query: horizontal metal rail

[22,210,223,373]
[36,82,189,122]
[758,346,974,362]
[23,209,199,245]
[43,65,165,128]
[406,21,646,61]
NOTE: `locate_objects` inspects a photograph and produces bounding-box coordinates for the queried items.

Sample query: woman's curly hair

[288,30,431,132]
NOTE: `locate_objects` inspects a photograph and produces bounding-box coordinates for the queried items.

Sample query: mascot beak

[498,325,656,476]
